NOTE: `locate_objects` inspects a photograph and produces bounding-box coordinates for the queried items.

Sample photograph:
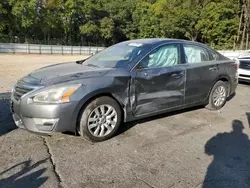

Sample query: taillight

[232,59,239,71]
[232,63,238,70]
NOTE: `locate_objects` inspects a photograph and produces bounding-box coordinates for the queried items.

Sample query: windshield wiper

[76,56,92,64]
[76,59,100,67]
[76,59,86,64]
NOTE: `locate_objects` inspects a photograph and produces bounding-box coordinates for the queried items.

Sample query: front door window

[139,44,181,69]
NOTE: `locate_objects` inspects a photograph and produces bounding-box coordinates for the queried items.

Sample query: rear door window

[184,44,210,64]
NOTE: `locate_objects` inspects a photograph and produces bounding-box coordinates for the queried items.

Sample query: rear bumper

[229,77,238,96]
[10,93,78,134]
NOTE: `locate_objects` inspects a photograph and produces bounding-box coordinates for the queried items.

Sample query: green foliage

[132,1,164,38]
[80,21,100,37]
[0,0,247,49]
[100,17,115,40]
[197,1,239,49]
[0,2,7,32]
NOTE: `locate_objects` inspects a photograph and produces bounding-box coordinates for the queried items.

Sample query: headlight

[32,84,81,104]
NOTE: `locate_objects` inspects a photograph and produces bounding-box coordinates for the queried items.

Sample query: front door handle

[171,72,184,78]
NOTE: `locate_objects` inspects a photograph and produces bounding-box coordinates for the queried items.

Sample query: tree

[0,0,248,49]
[133,1,164,38]
[198,0,239,49]
[100,17,115,45]
[9,0,40,42]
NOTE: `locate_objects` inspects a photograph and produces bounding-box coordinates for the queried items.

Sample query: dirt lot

[0,54,250,188]
[0,54,88,93]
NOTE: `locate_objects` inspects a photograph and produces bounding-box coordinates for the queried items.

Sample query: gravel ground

[0,54,250,188]
[0,54,88,93]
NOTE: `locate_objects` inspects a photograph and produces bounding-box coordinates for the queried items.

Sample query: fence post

[89,47,91,55]
[39,44,41,54]
[62,45,63,55]
[80,46,82,55]
[51,45,52,54]
[71,46,73,55]
[28,43,30,54]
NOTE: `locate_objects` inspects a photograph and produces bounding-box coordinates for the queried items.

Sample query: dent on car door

[184,44,219,104]
[130,44,186,116]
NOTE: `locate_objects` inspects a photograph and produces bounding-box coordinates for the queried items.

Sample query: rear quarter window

[209,50,219,61]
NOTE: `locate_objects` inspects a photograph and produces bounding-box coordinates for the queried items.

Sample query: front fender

[70,76,131,130]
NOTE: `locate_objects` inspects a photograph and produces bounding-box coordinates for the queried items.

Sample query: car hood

[238,51,250,59]
[21,62,112,85]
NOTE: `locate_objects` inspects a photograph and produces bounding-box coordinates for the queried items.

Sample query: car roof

[123,38,206,46]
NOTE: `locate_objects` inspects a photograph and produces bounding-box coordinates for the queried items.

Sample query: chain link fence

[0,43,105,55]
[0,43,248,59]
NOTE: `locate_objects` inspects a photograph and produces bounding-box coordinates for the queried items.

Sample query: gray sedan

[11,39,238,141]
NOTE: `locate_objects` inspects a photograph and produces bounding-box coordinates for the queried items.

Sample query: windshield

[83,42,146,68]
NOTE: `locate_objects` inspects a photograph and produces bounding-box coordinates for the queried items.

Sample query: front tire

[206,81,228,110]
[78,96,122,142]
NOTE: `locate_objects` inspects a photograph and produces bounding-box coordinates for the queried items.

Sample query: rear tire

[78,96,122,142]
[206,81,228,110]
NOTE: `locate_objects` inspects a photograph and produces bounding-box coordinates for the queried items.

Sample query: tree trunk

[64,31,68,45]
[233,35,236,50]
[69,29,72,45]
[247,32,249,49]
[240,22,246,50]
[25,34,28,43]
[9,30,13,43]
[191,34,197,41]
[240,4,247,49]
[44,31,46,44]
[237,9,243,42]
[246,0,250,49]
[48,32,50,45]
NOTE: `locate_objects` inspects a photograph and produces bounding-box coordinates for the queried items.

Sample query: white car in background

[237,51,250,82]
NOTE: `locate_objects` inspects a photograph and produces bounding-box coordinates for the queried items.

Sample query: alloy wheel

[212,85,227,107]
[87,104,117,137]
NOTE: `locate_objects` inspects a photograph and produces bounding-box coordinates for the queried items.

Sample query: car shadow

[117,105,204,136]
[202,118,250,188]
[0,158,49,188]
[227,92,236,102]
[0,92,16,136]
[246,112,250,128]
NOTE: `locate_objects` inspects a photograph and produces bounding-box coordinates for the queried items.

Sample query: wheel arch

[75,92,126,133]
[216,75,231,96]
[206,75,231,102]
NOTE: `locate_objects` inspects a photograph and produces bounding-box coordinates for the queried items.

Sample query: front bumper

[10,93,78,134]
[238,68,250,82]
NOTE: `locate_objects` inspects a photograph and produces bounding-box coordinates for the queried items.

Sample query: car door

[183,44,219,104]
[130,43,186,116]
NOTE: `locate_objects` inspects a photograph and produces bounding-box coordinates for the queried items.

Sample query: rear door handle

[209,67,218,71]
